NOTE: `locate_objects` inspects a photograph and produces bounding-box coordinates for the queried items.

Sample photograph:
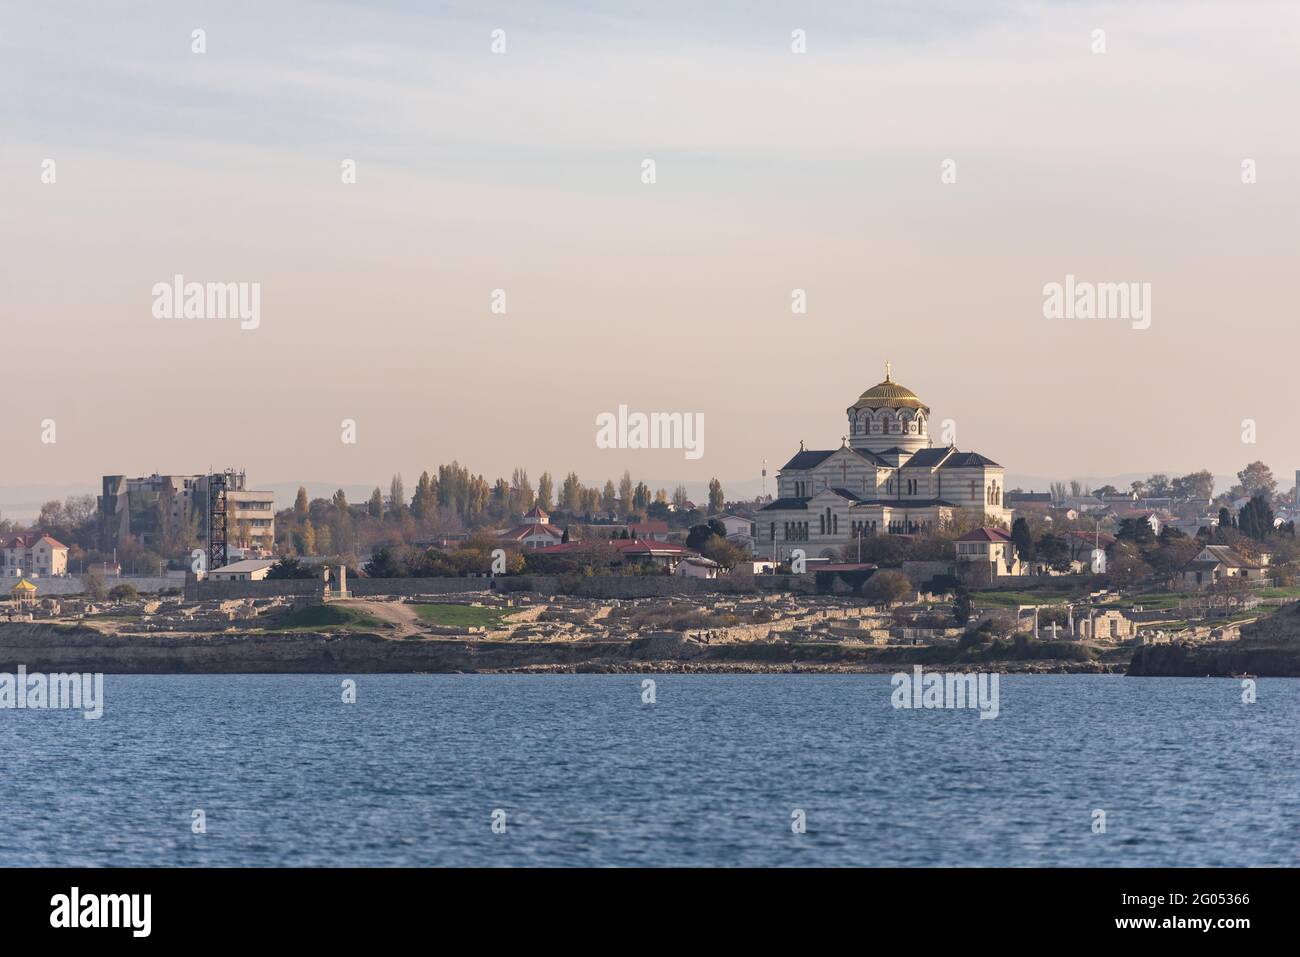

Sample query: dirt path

[334,599,426,638]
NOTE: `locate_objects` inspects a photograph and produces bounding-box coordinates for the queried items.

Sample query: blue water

[1,674,1295,867]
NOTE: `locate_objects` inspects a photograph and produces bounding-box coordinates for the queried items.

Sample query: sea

[1,674,1295,867]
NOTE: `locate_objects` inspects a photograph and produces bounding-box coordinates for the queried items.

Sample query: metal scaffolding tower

[207,473,228,572]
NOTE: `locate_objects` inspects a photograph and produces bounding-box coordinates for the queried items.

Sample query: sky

[3,1,1300,515]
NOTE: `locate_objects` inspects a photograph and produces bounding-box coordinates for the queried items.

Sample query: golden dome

[850,367,928,412]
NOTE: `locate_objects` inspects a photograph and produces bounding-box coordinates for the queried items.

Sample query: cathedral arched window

[833,515,838,534]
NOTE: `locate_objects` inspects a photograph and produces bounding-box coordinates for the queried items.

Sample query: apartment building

[99,470,275,556]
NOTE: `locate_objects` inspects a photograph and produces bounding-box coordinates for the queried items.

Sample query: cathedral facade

[755,368,1012,561]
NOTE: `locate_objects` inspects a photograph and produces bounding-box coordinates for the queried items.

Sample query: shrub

[864,570,913,606]
[81,569,108,600]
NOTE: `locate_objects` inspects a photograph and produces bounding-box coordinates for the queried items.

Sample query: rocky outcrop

[1128,641,1300,677]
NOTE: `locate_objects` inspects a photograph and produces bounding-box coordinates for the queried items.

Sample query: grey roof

[781,450,835,470]
[1006,491,1053,503]
[849,447,890,466]
[904,447,955,468]
[939,451,1002,468]
[1191,545,1260,570]
[781,446,889,470]
[848,498,961,509]
[760,497,810,511]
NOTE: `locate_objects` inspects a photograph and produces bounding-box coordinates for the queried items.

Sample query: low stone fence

[180,571,831,602]
[184,577,325,601]
[6,575,182,597]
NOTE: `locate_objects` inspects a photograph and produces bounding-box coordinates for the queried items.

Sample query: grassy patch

[1258,586,1300,599]
[273,604,385,632]
[1122,592,1192,610]
[410,603,514,629]
[972,590,1076,607]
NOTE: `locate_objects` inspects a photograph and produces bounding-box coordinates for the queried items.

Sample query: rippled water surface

[2,674,1295,866]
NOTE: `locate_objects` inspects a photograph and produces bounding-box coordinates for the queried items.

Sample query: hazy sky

[4,0,1300,507]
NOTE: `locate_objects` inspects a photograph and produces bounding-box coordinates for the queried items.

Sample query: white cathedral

[756,366,1012,561]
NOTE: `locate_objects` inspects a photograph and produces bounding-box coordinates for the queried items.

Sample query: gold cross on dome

[885,360,892,381]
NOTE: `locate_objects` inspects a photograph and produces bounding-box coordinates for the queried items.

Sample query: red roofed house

[496,505,566,549]
[955,527,1023,578]
[1,532,70,578]
[629,520,670,542]
[1065,530,1117,567]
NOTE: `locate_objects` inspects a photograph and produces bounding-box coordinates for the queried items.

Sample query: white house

[675,556,721,579]
[955,527,1023,576]
[1181,545,1268,589]
[1,533,70,578]
[496,506,566,549]
[208,559,276,582]
[716,514,754,545]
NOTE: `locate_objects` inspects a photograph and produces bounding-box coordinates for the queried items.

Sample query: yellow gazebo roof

[10,579,37,594]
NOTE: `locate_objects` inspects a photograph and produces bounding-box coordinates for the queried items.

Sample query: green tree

[1116,517,1156,547]
[81,569,108,600]
[1171,470,1215,500]
[617,472,634,517]
[1035,532,1071,571]
[864,570,913,606]
[364,546,407,578]
[294,486,309,519]
[389,474,406,518]
[952,586,973,627]
[1234,461,1277,500]
[294,519,317,555]
[267,556,319,579]
[367,488,383,519]
[686,519,727,551]
[560,472,582,512]
[707,478,724,514]
[411,471,438,521]
[537,473,554,511]
[701,535,745,570]
[1010,517,1035,562]
[1238,494,1275,541]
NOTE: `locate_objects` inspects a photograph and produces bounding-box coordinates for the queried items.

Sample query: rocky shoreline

[6,622,1299,676]
[1128,641,1300,677]
[0,622,1122,675]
